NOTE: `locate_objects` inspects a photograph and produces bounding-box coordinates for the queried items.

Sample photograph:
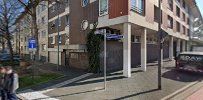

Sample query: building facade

[36,1,49,62]
[14,14,32,58]
[14,0,201,78]
[46,0,201,77]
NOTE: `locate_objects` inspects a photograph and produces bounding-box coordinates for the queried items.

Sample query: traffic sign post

[95,29,124,91]
[28,38,37,61]
[28,38,37,51]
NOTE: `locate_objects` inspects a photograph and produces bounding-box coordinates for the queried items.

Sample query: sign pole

[104,29,107,90]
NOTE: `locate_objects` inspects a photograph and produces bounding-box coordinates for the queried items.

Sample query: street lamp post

[158,0,163,90]
[56,0,60,70]
[19,29,21,55]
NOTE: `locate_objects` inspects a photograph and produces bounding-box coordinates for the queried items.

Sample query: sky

[196,0,203,16]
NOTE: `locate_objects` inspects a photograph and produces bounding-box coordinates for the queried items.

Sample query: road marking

[161,81,199,100]
[18,73,93,100]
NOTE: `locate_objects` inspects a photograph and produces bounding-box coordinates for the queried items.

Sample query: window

[24,46,27,51]
[42,44,46,51]
[50,37,55,44]
[187,29,190,36]
[187,18,190,25]
[41,16,45,24]
[65,0,69,7]
[131,0,145,15]
[58,35,62,44]
[21,46,23,51]
[177,0,180,3]
[154,6,160,22]
[168,0,173,11]
[182,13,185,21]
[176,6,180,17]
[176,22,180,32]
[182,26,186,34]
[41,2,46,11]
[82,0,89,7]
[51,4,55,12]
[81,20,88,30]
[135,36,141,43]
[66,15,70,26]
[21,38,23,42]
[182,0,186,8]
[131,35,135,42]
[99,0,108,16]
[168,15,173,29]
[37,7,40,14]
[41,30,46,38]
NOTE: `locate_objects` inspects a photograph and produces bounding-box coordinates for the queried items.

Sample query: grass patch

[19,73,63,88]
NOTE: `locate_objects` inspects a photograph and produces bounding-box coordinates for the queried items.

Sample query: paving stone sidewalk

[40,60,203,100]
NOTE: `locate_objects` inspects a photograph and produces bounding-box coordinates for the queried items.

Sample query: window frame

[131,0,145,16]
[167,15,173,29]
[176,21,180,32]
[99,0,108,16]
[50,37,55,44]
[81,0,89,7]
[176,6,180,17]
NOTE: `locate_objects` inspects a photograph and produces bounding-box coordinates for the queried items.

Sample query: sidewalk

[186,86,203,100]
[165,79,203,100]
[17,62,92,100]
[41,60,202,100]
[17,60,203,100]
[18,62,87,91]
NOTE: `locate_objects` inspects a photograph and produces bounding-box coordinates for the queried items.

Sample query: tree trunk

[31,7,39,61]
[6,36,14,61]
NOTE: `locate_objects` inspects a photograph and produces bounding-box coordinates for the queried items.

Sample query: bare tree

[0,0,22,60]
[17,0,49,60]
[0,37,6,52]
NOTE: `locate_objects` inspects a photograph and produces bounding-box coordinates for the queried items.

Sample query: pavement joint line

[41,73,93,93]
[17,73,93,100]
[161,81,200,100]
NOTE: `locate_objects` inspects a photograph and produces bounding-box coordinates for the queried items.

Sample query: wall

[100,41,169,71]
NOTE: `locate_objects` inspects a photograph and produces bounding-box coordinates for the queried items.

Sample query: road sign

[28,38,37,51]
[106,34,123,40]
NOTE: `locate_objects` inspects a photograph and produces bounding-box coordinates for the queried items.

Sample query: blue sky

[196,0,203,16]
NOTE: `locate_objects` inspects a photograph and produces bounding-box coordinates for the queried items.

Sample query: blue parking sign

[28,38,37,51]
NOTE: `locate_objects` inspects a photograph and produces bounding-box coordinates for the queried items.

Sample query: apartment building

[14,14,32,57]
[36,1,49,62]
[47,0,201,76]
[48,0,70,66]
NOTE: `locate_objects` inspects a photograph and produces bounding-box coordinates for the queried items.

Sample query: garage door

[49,51,61,65]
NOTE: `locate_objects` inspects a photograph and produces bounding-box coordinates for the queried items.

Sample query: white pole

[104,29,107,90]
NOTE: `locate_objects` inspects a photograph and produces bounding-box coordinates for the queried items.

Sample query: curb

[161,81,200,100]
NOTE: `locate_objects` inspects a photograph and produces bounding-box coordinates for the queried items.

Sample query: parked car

[0,54,21,62]
[176,52,203,74]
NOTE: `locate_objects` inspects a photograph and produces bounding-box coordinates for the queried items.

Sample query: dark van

[176,52,203,73]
